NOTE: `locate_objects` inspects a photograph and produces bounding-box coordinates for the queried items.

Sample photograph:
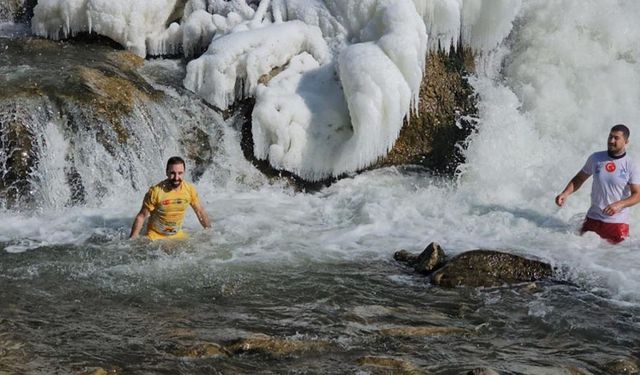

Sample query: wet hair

[611,124,630,140]
[166,156,186,171]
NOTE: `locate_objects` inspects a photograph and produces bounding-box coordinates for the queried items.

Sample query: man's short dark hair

[611,124,630,140]
[166,156,186,171]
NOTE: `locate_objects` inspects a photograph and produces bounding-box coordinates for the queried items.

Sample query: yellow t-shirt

[143,180,200,240]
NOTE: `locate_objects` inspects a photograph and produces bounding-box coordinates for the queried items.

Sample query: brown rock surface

[379,325,468,337]
[357,356,424,375]
[603,358,639,374]
[431,250,553,288]
[377,45,477,174]
[394,243,553,288]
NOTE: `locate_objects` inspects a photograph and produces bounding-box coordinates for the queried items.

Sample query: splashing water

[2,1,640,373]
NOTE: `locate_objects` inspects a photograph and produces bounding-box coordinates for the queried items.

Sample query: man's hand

[603,201,624,216]
[555,193,567,207]
[555,171,590,208]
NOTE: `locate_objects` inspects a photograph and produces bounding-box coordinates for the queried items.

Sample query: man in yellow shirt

[129,156,211,240]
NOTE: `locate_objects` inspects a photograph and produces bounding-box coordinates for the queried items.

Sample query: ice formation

[32,0,181,56]
[31,0,522,180]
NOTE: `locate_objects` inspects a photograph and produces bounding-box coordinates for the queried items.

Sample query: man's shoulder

[149,180,167,192]
[582,151,606,166]
[182,181,197,191]
[622,154,640,170]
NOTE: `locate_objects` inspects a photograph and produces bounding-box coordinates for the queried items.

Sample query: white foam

[15,0,640,305]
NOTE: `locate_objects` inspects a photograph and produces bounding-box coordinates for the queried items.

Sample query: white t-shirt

[581,151,640,223]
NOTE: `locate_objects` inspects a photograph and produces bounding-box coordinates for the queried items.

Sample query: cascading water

[1,1,640,374]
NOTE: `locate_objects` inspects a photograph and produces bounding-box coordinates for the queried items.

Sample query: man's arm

[603,183,640,216]
[129,205,150,239]
[191,202,211,229]
[555,171,590,207]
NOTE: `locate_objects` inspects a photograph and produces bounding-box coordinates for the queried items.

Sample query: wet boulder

[431,249,553,288]
[602,358,639,374]
[395,242,553,288]
[394,241,446,274]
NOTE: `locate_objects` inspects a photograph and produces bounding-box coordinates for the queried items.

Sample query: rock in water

[430,250,553,288]
[225,334,328,356]
[467,368,500,375]
[394,242,553,288]
[393,241,446,273]
[602,358,639,374]
[394,249,419,264]
[357,356,423,375]
[413,241,446,273]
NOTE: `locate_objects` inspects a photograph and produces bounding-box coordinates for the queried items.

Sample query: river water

[2,1,640,374]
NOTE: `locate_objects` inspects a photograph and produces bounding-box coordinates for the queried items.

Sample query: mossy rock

[394,242,553,288]
[430,250,553,288]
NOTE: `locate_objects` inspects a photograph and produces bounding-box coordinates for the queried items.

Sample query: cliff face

[377,45,478,175]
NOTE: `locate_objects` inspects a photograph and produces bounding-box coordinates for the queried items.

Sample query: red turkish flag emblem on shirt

[605,162,616,172]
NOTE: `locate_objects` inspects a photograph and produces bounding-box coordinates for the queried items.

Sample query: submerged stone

[172,342,230,359]
[0,334,27,374]
[83,366,122,375]
[357,355,424,375]
[225,333,329,356]
[467,368,500,375]
[565,366,589,375]
[379,325,467,337]
[603,358,639,374]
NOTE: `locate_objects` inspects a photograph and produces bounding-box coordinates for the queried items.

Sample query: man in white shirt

[556,124,640,243]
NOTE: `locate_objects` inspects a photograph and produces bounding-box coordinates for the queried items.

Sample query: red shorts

[581,217,629,244]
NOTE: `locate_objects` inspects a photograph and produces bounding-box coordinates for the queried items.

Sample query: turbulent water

[2,1,640,374]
